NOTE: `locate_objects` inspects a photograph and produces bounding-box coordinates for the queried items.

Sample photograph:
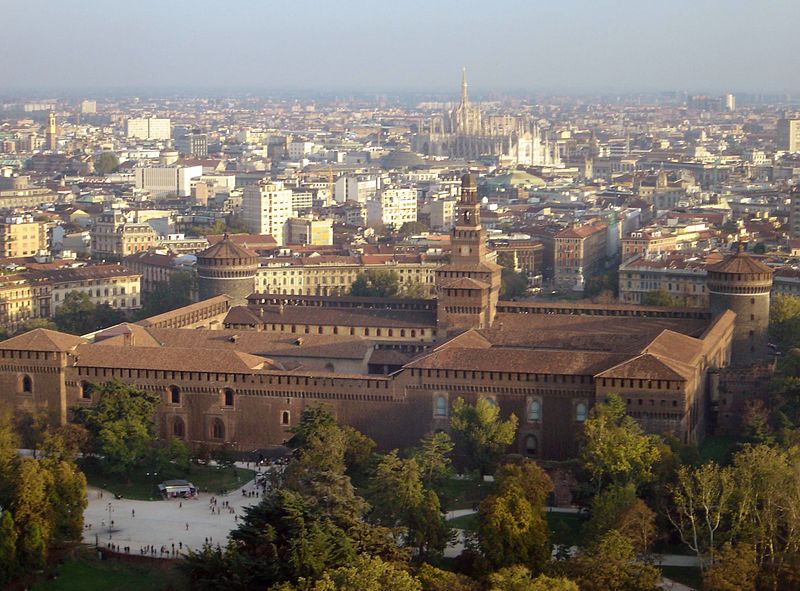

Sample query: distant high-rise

[777,115,800,152]
[126,117,171,141]
[45,112,57,151]
[241,180,293,245]
[80,100,97,114]
[725,93,735,111]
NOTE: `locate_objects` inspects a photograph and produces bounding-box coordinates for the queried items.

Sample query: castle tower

[45,112,57,151]
[435,173,502,333]
[196,234,258,305]
[707,248,773,366]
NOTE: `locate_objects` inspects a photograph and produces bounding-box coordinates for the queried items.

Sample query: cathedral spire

[461,67,469,105]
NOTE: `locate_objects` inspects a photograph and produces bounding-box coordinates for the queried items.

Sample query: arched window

[224,389,234,407]
[576,402,588,422]
[212,418,225,440]
[173,417,185,438]
[81,382,92,400]
[434,396,447,417]
[528,398,541,422]
[525,434,538,456]
[281,411,290,426]
[169,385,180,404]
[21,375,32,394]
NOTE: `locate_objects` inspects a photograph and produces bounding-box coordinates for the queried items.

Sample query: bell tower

[435,173,502,333]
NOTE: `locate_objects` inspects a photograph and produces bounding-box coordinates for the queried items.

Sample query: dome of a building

[461,172,477,189]
[484,170,545,189]
[196,235,259,304]
[707,250,772,276]
[380,150,426,169]
[197,236,258,264]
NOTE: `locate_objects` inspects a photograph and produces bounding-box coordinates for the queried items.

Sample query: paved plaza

[82,470,263,557]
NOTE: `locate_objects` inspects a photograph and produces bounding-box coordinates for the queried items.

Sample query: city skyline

[3,0,800,94]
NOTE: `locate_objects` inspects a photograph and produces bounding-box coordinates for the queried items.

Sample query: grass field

[81,461,255,500]
[439,477,495,510]
[32,555,180,591]
[699,435,737,464]
[447,509,585,548]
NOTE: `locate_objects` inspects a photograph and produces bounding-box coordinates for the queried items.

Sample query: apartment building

[618,254,710,308]
[366,187,417,229]
[126,117,171,140]
[241,180,293,245]
[0,215,47,258]
[46,264,141,315]
[553,223,608,291]
[91,210,158,260]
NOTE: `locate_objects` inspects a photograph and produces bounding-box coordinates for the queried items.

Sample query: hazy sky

[3,0,799,94]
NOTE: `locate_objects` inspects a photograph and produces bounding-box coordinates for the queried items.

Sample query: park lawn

[447,510,585,547]
[439,477,494,510]
[661,565,702,589]
[32,555,176,591]
[546,511,584,547]
[699,434,737,464]
[81,461,255,500]
[448,513,478,531]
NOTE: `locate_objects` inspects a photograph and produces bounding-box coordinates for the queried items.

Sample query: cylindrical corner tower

[707,250,773,367]
[196,235,258,305]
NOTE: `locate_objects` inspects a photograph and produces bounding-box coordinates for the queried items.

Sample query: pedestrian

[131,509,135,518]
[179,501,182,508]
[185,522,189,531]
[179,541,182,550]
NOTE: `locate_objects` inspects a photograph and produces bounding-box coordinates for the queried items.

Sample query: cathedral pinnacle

[461,67,469,105]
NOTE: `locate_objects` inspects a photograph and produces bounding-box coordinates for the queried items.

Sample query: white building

[126,117,171,141]
[133,165,203,198]
[366,187,418,229]
[80,100,97,114]
[242,180,294,245]
[288,141,314,160]
[333,174,379,204]
[429,198,457,231]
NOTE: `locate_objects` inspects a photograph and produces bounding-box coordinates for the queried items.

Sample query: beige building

[91,211,158,260]
[618,254,710,308]
[47,264,141,316]
[256,254,439,297]
[286,217,333,246]
[241,180,293,245]
[0,215,47,258]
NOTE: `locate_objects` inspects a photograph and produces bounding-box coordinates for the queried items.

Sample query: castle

[0,175,772,460]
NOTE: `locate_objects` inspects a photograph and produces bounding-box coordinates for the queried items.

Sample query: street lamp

[106,502,114,538]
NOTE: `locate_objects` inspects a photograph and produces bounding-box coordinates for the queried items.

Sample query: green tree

[12,459,52,567]
[580,394,661,492]
[349,270,401,298]
[571,529,660,591]
[18,521,46,571]
[640,289,677,307]
[416,563,482,591]
[368,451,424,532]
[702,542,758,591]
[272,555,422,591]
[45,460,87,541]
[53,291,126,335]
[0,409,18,507]
[667,462,733,567]
[399,221,428,237]
[770,294,800,351]
[139,271,197,319]
[478,462,553,573]
[0,510,18,586]
[488,566,579,591]
[71,380,160,475]
[94,152,120,175]
[411,431,454,489]
[450,397,518,475]
[582,482,656,553]
[500,268,529,300]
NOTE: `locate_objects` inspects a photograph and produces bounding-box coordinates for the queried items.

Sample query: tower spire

[461,67,469,105]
